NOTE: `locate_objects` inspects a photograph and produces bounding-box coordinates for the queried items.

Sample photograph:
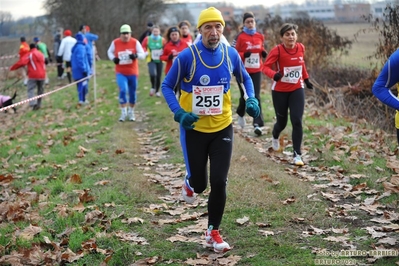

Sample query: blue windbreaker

[372,48,399,110]
[71,34,90,80]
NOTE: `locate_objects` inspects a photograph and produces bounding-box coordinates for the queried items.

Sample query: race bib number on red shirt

[281,65,302,83]
[244,53,260,68]
[118,51,132,65]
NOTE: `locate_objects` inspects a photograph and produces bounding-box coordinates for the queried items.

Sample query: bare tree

[43,0,165,58]
[0,11,13,36]
[162,7,194,26]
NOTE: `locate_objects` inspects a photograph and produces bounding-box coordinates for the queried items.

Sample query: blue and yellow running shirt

[162,41,255,133]
[372,48,399,111]
[396,84,399,130]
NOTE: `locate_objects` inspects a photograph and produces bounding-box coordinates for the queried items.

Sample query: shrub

[261,15,352,72]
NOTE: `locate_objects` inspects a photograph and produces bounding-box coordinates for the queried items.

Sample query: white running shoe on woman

[293,152,304,166]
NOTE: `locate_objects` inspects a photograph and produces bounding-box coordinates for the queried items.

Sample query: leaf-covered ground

[0,63,398,265]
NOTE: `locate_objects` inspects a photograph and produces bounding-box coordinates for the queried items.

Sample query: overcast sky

[0,0,304,19]
[0,0,46,19]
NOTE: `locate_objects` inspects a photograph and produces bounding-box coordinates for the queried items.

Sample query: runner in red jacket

[10,43,46,110]
[107,24,146,122]
[18,36,30,85]
[262,23,313,166]
[160,26,188,98]
[232,12,267,136]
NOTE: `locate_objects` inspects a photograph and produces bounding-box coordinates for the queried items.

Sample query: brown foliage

[262,15,352,71]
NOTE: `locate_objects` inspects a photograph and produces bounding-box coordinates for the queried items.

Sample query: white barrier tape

[0,63,60,71]
[0,54,18,60]
[0,75,93,112]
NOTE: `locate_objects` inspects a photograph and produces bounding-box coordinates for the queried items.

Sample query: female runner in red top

[160,26,189,98]
[232,12,267,136]
[262,23,313,166]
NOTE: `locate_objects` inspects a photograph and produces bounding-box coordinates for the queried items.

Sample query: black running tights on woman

[271,88,304,155]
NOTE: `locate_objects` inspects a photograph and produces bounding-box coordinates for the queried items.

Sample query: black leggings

[236,72,264,127]
[182,124,233,229]
[56,56,64,78]
[148,61,163,93]
[271,88,304,155]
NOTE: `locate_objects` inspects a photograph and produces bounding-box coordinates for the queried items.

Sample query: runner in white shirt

[57,29,77,83]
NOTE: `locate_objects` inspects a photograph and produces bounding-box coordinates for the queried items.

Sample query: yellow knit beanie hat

[197,7,225,28]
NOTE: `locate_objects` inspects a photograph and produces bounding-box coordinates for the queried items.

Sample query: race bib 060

[281,65,302,84]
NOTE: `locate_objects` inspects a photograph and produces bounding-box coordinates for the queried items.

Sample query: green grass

[0,53,398,265]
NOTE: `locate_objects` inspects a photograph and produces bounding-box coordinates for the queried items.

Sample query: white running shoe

[237,116,246,129]
[119,114,126,122]
[272,138,280,151]
[205,226,231,253]
[149,88,155,96]
[128,111,135,121]
[293,152,304,166]
[155,91,161,97]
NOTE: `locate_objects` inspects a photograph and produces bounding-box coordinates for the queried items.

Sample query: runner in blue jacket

[71,33,90,105]
[372,48,399,144]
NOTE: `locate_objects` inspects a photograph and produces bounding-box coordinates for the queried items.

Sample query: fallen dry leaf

[236,216,250,225]
[18,224,42,240]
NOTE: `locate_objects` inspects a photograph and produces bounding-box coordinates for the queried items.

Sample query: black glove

[49,57,53,63]
[261,50,267,58]
[45,58,49,65]
[129,53,137,60]
[168,54,174,60]
[273,72,282,81]
[56,56,63,63]
[304,79,313,89]
[83,72,87,77]
[243,51,251,58]
[113,57,120,64]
